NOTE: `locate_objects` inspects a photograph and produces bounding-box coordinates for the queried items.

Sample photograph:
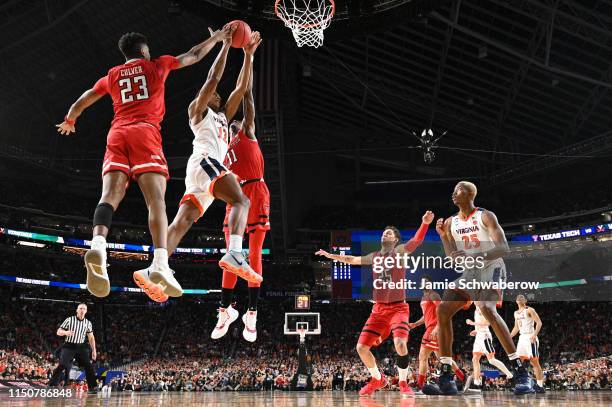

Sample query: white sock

[508,352,518,360]
[368,366,381,380]
[153,248,168,268]
[398,367,409,382]
[537,380,544,386]
[440,356,453,366]
[229,235,243,252]
[91,235,107,251]
[489,358,513,378]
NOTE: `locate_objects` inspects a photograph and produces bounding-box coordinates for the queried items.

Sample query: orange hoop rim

[274,0,335,30]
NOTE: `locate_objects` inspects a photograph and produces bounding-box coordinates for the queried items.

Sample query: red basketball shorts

[421,325,439,351]
[358,302,410,347]
[223,180,270,233]
[102,122,169,181]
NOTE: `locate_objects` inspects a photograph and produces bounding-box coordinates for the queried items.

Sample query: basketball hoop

[275,0,335,48]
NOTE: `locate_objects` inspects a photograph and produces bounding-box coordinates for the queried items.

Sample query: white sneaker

[149,265,183,297]
[242,310,257,342]
[133,268,168,303]
[84,249,110,297]
[211,305,239,339]
[219,251,262,284]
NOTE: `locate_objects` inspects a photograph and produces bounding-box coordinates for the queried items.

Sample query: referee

[49,303,98,392]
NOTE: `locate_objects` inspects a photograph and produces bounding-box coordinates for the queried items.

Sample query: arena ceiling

[1,0,612,193]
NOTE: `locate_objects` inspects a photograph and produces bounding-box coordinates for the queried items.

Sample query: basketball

[227,20,252,48]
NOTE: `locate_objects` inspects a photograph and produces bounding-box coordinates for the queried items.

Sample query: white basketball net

[275,0,335,48]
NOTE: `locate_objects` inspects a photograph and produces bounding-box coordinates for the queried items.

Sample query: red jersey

[224,130,265,181]
[372,247,406,304]
[92,55,179,130]
[420,295,440,329]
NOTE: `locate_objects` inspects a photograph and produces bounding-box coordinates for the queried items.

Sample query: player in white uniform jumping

[511,294,545,393]
[464,304,513,393]
[427,181,534,396]
[137,29,263,308]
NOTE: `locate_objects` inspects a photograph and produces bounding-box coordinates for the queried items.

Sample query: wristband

[64,116,76,125]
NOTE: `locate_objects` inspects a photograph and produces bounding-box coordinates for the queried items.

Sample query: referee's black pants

[49,344,97,389]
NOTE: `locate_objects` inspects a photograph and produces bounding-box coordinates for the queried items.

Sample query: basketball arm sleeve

[403,222,429,253]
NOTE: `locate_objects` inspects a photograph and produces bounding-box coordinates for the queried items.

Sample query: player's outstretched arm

[176,27,227,69]
[398,210,434,254]
[242,51,256,140]
[409,316,425,329]
[481,210,510,260]
[314,249,373,265]
[223,32,262,122]
[188,27,235,123]
[56,89,104,135]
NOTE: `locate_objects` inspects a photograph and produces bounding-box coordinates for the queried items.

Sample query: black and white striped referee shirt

[59,316,93,344]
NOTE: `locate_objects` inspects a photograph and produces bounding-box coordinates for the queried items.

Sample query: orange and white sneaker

[149,265,183,297]
[359,373,387,396]
[219,251,262,284]
[242,310,257,342]
[399,380,414,396]
[133,269,168,303]
[211,305,239,339]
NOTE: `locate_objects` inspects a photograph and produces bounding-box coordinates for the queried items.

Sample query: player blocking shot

[464,304,514,393]
[161,28,263,306]
[512,295,545,393]
[316,211,434,396]
[428,181,535,395]
[56,28,233,300]
[213,54,271,342]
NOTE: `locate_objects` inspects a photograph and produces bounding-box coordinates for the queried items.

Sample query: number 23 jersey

[92,55,180,130]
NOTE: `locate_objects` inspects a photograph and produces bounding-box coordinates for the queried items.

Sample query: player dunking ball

[162,30,263,306]
[511,295,545,393]
[464,304,514,393]
[316,211,434,396]
[213,55,270,342]
[409,275,464,393]
[428,181,534,395]
[56,28,232,300]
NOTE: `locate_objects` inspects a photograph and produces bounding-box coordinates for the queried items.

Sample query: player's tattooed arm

[176,26,228,68]
[242,54,256,140]
[223,32,262,122]
[56,89,104,135]
[188,27,235,124]
[529,307,543,342]
[314,250,373,265]
[480,210,510,260]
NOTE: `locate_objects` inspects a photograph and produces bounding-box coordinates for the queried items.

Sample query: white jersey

[190,107,229,160]
[450,207,500,268]
[514,307,535,335]
[474,307,491,335]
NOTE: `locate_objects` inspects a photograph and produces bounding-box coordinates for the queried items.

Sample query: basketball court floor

[1,391,610,407]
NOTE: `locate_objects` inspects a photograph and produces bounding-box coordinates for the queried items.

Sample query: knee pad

[396,354,410,369]
[93,202,114,229]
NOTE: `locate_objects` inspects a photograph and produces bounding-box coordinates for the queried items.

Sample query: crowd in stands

[1,285,610,392]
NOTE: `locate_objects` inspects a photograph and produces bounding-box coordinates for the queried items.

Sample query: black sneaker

[534,383,546,393]
[513,366,535,395]
[466,381,482,393]
[422,383,442,395]
[438,370,458,395]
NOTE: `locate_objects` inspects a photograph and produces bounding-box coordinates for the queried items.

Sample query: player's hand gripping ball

[226,20,252,48]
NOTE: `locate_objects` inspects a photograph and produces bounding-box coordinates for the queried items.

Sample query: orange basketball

[227,20,252,48]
